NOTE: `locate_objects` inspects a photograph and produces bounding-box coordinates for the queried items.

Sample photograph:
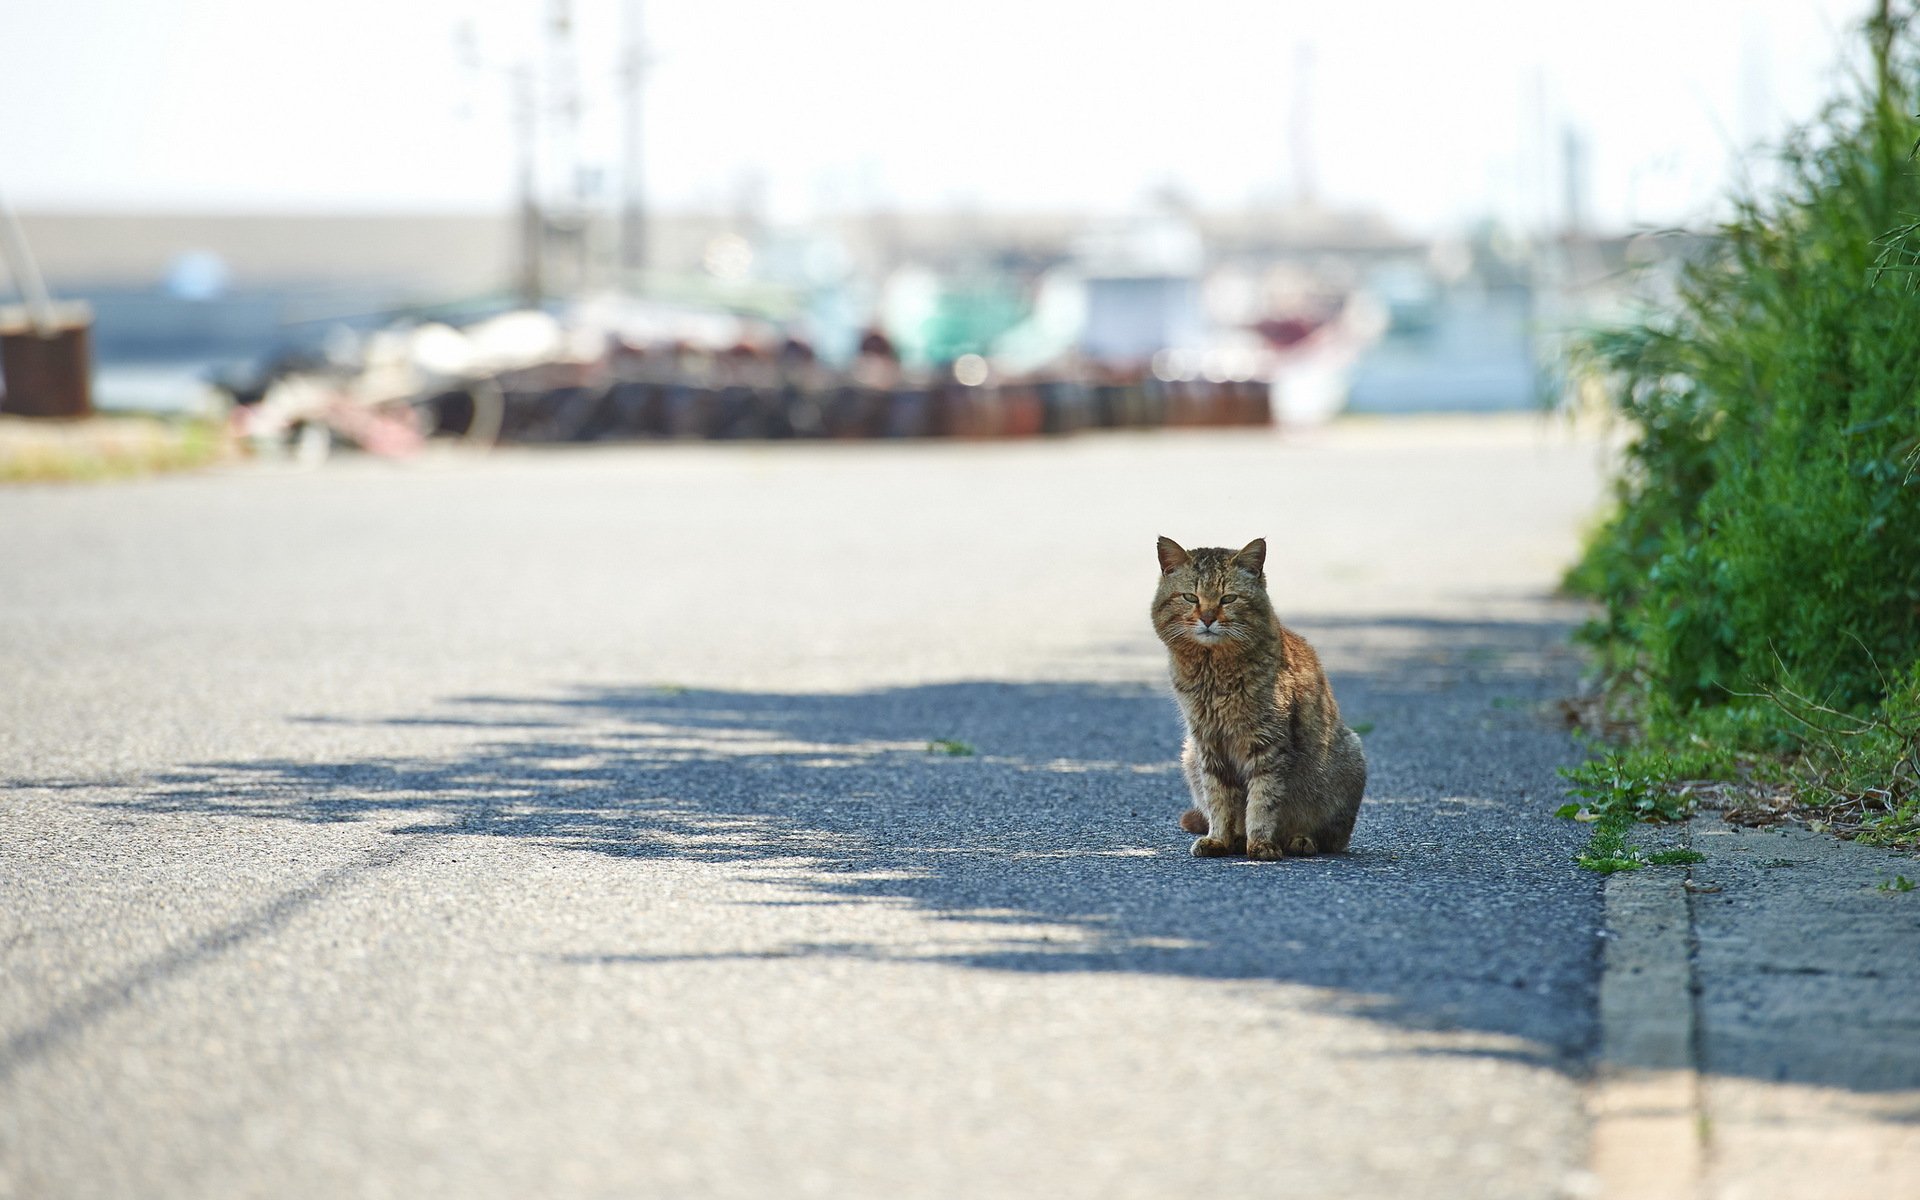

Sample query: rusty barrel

[0,303,93,418]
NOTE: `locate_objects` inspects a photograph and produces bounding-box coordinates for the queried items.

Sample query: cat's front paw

[1190,836,1236,858]
[1246,837,1284,861]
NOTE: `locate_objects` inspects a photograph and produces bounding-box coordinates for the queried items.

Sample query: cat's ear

[1233,538,1268,575]
[1156,536,1191,575]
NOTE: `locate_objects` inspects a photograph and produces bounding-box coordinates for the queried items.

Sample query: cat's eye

[1221,594,1239,604]
[1179,593,1197,603]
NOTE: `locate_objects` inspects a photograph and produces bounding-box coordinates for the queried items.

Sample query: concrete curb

[1589,822,1702,1200]
[1590,816,1920,1199]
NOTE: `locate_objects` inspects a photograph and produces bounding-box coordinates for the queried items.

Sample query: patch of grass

[0,415,227,483]
[1859,799,1920,847]
[1555,749,1730,872]
[1877,874,1916,893]
[927,738,976,756]
[1779,663,1920,848]
[1574,822,1643,873]
[1563,819,1707,875]
[1349,721,1376,736]
[1556,748,1716,825]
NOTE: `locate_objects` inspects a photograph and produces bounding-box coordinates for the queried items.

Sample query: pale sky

[0,0,1876,233]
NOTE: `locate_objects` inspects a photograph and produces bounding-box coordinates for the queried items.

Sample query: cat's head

[1151,536,1270,649]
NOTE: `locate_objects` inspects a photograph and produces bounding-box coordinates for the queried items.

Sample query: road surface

[3,419,1611,1198]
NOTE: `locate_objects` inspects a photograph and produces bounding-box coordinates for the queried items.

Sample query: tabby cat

[1151,536,1367,859]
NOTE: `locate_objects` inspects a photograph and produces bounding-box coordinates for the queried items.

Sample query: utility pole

[544,0,588,293]
[1288,41,1317,209]
[1561,123,1587,240]
[620,0,648,280]
[514,63,543,307]
[456,20,545,306]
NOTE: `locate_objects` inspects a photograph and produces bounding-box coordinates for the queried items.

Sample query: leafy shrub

[1562,8,1920,856]
[1571,12,1920,720]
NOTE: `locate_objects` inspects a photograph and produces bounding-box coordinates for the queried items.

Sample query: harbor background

[0,1,1875,434]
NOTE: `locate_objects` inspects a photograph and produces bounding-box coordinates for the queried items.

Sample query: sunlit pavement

[4,418,1615,1198]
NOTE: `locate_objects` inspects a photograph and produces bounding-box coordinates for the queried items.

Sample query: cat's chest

[1175,682,1280,754]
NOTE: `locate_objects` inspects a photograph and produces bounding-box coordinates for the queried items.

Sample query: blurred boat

[1255,291,1386,426]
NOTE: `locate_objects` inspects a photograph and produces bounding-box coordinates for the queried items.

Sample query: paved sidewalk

[1592,818,1920,1199]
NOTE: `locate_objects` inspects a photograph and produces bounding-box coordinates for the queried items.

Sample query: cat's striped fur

[1152,536,1367,860]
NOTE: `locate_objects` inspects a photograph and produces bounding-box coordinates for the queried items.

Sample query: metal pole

[514,65,543,307]
[0,194,56,335]
[546,0,585,293]
[1289,42,1316,208]
[621,0,647,279]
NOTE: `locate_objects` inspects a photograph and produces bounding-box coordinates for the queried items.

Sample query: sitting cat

[1151,536,1367,859]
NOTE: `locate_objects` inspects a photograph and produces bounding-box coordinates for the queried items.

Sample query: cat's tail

[1179,807,1208,834]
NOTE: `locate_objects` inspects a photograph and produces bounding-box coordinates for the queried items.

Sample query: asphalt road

[2,419,1611,1199]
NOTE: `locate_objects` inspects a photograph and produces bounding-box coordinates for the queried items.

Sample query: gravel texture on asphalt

[3,420,1610,1198]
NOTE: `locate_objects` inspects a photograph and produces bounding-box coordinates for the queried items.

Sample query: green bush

[1564,8,1920,853]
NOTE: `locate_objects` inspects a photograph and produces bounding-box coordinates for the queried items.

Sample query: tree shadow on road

[57,612,1617,1077]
